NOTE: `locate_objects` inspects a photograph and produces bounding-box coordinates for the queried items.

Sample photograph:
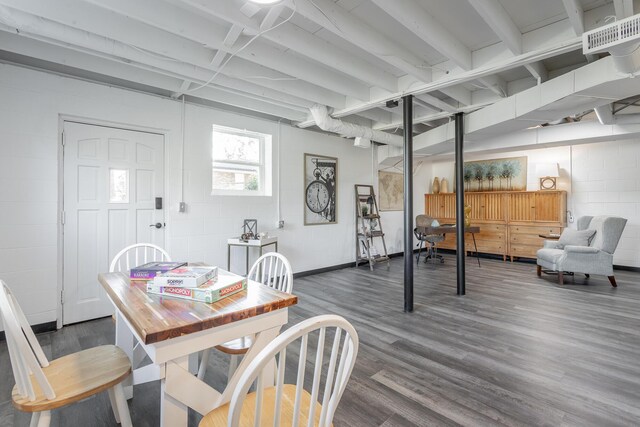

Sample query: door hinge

[60,289,64,304]
[61,210,66,225]
[61,131,65,147]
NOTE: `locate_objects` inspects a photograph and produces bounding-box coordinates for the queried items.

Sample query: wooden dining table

[98,269,298,427]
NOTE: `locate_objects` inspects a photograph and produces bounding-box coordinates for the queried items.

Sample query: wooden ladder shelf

[355,184,390,271]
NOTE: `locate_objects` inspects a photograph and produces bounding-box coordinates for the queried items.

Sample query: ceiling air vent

[583,14,640,54]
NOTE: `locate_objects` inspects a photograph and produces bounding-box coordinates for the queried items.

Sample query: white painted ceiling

[0,0,635,143]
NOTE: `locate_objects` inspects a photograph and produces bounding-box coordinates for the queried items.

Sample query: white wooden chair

[199,314,359,427]
[0,281,133,427]
[197,252,293,380]
[109,242,171,272]
[109,243,171,371]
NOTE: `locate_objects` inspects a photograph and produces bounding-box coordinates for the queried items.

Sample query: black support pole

[403,95,414,312]
[454,112,466,296]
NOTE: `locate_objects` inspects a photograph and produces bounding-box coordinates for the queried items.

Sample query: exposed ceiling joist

[259,4,284,31]
[0,6,345,109]
[613,0,634,19]
[287,0,440,87]
[371,0,506,97]
[468,0,548,82]
[297,36,582,127]
[2,0,359,104]
[562,0,585,35]
[165,0,399,92]
[0,31,308,121]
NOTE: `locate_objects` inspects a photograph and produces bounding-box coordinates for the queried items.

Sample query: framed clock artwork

[304,153,337,225]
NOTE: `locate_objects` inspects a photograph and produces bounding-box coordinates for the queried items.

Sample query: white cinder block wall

[0,63,371,327]
[571,140,640,267]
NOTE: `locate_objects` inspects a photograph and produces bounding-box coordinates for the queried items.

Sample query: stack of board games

[146,267,247,304]
[129,261,187,280]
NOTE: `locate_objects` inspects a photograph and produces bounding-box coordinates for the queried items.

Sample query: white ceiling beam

[210,24,244,69]
[524,61,548,82]
[7,0,369,101]
[477,74,508,97]
[468,0,521,53]
[354,108,393,125]
[239,2,261,19]
[262,22,398,92]
[614,0,634,19]
[260,5,284,32]
[412,97,441,114]
[160,0,398,92]
[468,0,548,82]
[415,94,454,113]
[370,0,502,99]
[286,0,434,83]
[561,0,584,36]
[295,36,582,127]
[223,24,244,47]
[0,7,341,109]
[370,0,471,70]
[0,31,307,121]
[172,79,192,98]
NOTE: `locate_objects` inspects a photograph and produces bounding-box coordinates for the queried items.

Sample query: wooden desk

[99,269,297,427]
[416,225,481,267]
[227,236,278,274]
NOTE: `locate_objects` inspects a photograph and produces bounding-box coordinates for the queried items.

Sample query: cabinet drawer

[473,230,505,242]
[509,244,539,258]
[509,234,545,246]
[510,225,562,235]
[474,240,505,254]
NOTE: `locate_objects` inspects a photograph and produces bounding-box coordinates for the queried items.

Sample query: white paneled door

[62,122,165,324]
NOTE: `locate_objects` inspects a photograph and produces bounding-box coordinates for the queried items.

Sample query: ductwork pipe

[309,104,404,147]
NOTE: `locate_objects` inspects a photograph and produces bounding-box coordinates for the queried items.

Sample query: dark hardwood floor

[2,255,640,426]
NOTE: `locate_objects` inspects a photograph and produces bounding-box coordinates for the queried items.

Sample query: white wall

[571,139,640,267]
[412,142,640,267]
[0,63,371,327]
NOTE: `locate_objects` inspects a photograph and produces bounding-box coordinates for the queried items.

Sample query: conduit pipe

[309,104,404,147]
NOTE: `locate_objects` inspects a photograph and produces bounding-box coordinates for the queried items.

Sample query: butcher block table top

[98,270,298,345]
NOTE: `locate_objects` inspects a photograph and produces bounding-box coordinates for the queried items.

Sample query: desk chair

[0,281,133,427]
[415,214,445,264]
[199,315,358,427]
[197,252,293,381]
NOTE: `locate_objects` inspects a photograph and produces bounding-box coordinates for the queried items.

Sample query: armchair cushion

[536,248,564,264]
[564,245,600,254]
[557,229,596,249]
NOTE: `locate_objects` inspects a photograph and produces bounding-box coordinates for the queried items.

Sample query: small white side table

[227,236,278,274]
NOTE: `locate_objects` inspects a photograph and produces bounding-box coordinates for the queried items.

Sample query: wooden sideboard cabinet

[424,191,567,261]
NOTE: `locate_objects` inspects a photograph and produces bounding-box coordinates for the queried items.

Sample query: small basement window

[211,125,272,196]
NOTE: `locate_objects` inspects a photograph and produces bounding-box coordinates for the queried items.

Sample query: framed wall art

[304,153,337,225]
[463,156,527,192]
[378,170,403,211]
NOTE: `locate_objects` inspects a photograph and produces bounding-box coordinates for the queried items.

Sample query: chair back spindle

[0,281,55,402]
[248,253,293,294]
[228,315,358,427]
[109,243,171,273]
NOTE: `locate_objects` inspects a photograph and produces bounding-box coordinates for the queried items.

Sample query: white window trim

[211,125,272,197]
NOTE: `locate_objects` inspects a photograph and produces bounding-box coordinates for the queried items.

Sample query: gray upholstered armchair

[536,216,627,286]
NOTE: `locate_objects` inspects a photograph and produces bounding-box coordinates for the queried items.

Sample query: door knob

[149,222,164,229]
